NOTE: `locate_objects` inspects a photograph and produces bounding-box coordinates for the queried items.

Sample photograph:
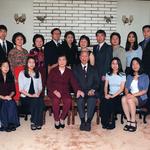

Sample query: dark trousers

[0,99,20,128]
[100,95,122,127]
[52,95,72,121]
[20,97,44,126]
[77,96,97,121]
[98,80,105,100]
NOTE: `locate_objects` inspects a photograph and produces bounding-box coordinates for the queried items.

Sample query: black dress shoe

[5,127,12,132]
[55,124,60,129]
[85,123,91,131]
[60,123,65,128]
[106,122,115,130]
[31,124,36,130]
[0,126,5,131]
[80,123,86,131]
[8,124,16,131]
[36,126,42,130]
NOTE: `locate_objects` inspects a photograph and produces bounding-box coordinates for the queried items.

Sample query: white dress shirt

[0,39,7,53]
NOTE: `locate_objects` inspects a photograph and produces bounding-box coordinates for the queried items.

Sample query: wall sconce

[104,16,113,24]
[122,15,134,25]
[36,16,47,23]
[14,13,26,24]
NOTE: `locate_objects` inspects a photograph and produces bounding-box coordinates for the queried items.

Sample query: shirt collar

[53,39,62,46]
[0,39,6,45]
[99,42,105,48]
[81,63,88,69]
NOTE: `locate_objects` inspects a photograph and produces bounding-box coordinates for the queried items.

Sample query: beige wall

[116,0,150,47]
[0,0,150,50]
[0,0,33,50]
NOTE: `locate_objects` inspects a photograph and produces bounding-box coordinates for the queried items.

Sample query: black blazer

[44,40,61,67]
[93,42,113,78]
[0,40,13,62]
[61,41,78,68]
[73,64,99,96]
[142,40,150,75]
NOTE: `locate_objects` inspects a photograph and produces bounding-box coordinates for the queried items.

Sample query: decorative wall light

[122,15,134,25]
[14,13,26,24]
[36,16,47,23]
[104,16,113,24]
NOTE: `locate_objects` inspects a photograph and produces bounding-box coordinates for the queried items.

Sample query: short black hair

[110,32,121,45]
[142,25,150,32]
[79,35,90,47]
[0,25,7,32]
[95,30,106,37]
[64,31,77,44]
[51,28,61,35]
[130,57,144,76]
[12,32,26,45]
[33,34,44,47]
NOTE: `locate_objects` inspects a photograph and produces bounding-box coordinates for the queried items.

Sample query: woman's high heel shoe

[123,121,131,131]
[128,121,137,132]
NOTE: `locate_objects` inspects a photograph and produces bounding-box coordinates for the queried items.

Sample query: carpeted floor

[1,113,150,150]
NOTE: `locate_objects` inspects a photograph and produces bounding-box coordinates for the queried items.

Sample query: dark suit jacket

[142,40,150,75]
[0,40,13,62]
[93,43,113,78]
[73,64,99,97]
[44,40,61,67]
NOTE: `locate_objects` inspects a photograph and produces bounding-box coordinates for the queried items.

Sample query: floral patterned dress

[8,48,28,101]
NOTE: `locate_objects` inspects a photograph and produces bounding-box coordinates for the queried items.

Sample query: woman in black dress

[61,31,78,68]
[0,60,20,132]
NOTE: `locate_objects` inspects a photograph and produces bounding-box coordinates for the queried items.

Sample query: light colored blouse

[130,79,139,94]
[106,73,126,95]
[126,46,142,67]
[18,71,42,97]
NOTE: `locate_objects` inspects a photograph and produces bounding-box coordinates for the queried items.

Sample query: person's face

[58,56,67,67]
[28,58,35,70]
[80,52,89,65]
[79,39,88,48]
[111,35,120,46]
[1,62,9,74]
[52,30,61,41]
[15,36,24,47]
[66,34,74,45]
[96,33,105,43]
[0,29,7,40]
[132,60,140,72]
[143,27,150,39]
[111,59,119,72]
[35,37,44,49]
[128,33,135,44]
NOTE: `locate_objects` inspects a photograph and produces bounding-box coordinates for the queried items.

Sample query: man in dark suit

[44,28,62,76]
[93,30,113,100]
[73,51,99,131]
[140,25,150,105]
[0,25,13,62]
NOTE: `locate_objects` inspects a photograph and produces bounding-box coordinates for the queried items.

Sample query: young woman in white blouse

[100,57,126,129]
[18,56,44,130]
[122,57,149,132]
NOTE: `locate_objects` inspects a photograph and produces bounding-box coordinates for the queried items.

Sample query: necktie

[2,41,6,53]
[83,66,87,78]
[57,42,60,47]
